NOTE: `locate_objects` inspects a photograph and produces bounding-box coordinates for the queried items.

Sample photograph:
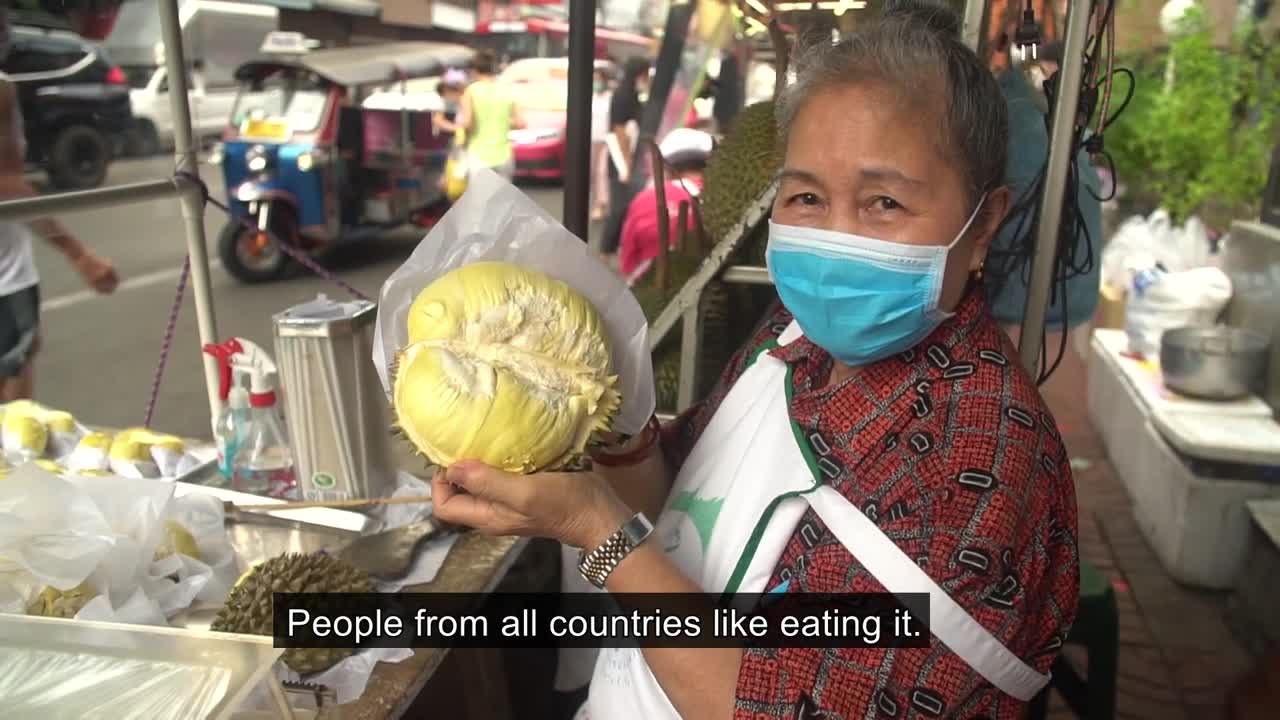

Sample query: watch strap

[577,512,653,589]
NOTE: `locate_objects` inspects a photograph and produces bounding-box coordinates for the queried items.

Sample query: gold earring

[973,264,985,282]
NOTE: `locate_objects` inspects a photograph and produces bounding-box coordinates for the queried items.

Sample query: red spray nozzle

[202,338,245,402]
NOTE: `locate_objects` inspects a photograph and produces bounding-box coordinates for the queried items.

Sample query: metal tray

[169,481,377,632]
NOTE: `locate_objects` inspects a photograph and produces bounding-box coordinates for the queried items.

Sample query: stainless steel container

[1160,326,1270,401]
[273,295,396,504]
[1222,221,1280,415]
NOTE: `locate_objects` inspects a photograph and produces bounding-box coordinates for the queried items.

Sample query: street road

[30,156,579,440]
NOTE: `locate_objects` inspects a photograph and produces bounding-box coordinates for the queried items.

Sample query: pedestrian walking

[0,13,119,402]
[457,49,524,182]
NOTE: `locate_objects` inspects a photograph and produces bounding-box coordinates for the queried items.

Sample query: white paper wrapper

[371,167,656,435]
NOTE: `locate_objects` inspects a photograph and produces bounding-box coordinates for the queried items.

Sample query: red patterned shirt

[660,290,1079,719]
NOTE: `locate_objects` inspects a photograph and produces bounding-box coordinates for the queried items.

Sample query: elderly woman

[431,3,1080,719]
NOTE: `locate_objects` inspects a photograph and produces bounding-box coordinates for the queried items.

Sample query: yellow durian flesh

[4,414,48,456]
[394,261,621,474]
[111,428,185,458]
[155,520,201,561]
[78,431,113,452]
[109,436,152,462]
[34,459,62,473]
[43,411,76,434]
[27,581,96,618]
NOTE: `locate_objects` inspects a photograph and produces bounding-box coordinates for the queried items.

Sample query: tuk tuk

[213,40,474,282]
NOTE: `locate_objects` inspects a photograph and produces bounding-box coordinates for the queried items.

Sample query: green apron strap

[721,363,824,595]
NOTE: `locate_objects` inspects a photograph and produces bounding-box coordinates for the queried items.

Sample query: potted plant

[1106,5,1280,232]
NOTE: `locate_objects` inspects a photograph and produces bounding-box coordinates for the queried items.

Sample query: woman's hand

[431,461,634,549]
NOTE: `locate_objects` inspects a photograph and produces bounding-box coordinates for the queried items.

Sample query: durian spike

[648,137,671,293]
[769,17,790,101]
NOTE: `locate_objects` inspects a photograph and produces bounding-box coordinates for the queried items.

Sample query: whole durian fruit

[392,261,621,473]
[211,552,374,675]
[699,101,781,248]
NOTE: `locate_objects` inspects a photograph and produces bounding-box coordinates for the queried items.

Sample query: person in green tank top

[457,50,523,181]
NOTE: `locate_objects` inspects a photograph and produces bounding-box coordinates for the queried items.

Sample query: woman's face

[773,81,1009,312]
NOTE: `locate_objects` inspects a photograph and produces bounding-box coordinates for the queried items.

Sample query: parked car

[500,57,614,182]
[4,24,132,190]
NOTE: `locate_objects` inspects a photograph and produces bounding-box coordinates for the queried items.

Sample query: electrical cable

[986,0,1134,384]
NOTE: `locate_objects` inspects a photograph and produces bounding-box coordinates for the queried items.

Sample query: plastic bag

[1125,266,1233,357]
[444,146,469,202]
[1101,208,1214,294]
[0,467,117,590]
[372,167,657,436]
[0,466,238,621]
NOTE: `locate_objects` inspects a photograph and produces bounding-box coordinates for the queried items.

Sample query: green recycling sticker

[311,472,337,489]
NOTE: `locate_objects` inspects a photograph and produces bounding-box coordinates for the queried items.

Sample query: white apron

[580,322,1050,719]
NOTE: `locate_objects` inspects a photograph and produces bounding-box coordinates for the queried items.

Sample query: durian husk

[699,101,781,248]
[392,261,621,474]
[210,552,375,676]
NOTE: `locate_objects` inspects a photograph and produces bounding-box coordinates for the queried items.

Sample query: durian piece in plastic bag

[3,411,48,463]
[372,167,655,445]
[392,261,621,473]
[1,400,87,460]
[153,520,201,562]
[108,428,187,479]
[66,431,113,473]
[26,580,97,618]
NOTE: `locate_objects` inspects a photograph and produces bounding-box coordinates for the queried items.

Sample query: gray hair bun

[882,0,963,39]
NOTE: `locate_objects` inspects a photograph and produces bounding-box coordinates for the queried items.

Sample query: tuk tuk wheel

[47,125,110,191]
[219,215,293,284]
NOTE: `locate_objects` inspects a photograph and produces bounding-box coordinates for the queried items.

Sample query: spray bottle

[204,339,250,482]
[203,338,296,498]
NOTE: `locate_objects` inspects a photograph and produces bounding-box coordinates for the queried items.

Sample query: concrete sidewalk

[1036,331,1256,719]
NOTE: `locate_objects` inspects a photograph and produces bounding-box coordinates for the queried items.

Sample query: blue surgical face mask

[766,196,986,366]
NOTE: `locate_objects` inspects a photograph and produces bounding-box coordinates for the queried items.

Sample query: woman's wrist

[591,415,661,467]
[574,485,635,551]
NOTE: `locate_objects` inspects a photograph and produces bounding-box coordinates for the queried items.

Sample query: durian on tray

[0,399,209,480]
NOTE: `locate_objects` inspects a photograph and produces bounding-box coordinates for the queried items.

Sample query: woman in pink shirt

[617,128,713,285]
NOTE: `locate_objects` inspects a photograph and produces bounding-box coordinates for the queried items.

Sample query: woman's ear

[969,185,1011,272]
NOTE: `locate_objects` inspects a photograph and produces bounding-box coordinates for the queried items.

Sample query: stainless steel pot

[1160,326,1270,401]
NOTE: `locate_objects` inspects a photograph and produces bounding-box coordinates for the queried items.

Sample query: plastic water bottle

[232,402,297,499]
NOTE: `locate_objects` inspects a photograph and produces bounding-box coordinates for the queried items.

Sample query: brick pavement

[1034,329,1256,720]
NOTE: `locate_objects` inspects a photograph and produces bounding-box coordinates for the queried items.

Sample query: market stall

[0,0,1102,715]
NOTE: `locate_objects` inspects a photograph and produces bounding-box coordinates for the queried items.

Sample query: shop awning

[237,41,475,86]
[253,0,380,15]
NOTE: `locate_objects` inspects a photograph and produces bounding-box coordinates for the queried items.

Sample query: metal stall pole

[158,0,222,422]
[961,0,988,50]
[1017,0,1091,375]
[564,0,598,241]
